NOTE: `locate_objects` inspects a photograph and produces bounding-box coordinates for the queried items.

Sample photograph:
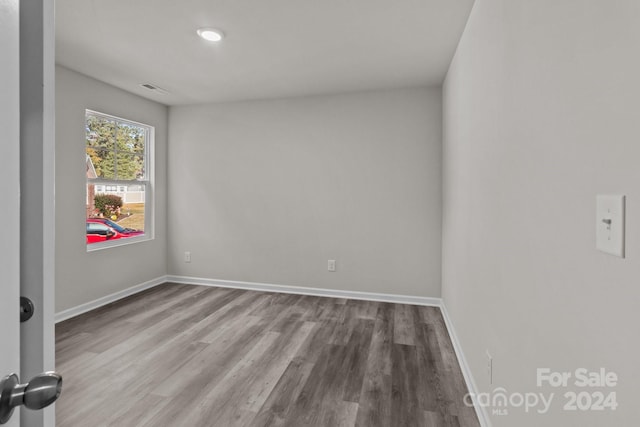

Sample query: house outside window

[85,110,154,248]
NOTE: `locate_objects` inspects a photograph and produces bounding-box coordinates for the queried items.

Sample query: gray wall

[168,87,442,297]
[443,0,640,425]
[55,66,168,312]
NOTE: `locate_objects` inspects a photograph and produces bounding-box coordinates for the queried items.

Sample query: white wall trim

[440,301,492,427]
[55,276,167,323]
[165,275,442,307]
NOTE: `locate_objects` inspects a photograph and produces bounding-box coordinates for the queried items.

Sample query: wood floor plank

[391,343,422,426]
[250,358,316,427]
[354,303,394,427]
[152,314,265,398]
[107,394,169,427]
[342,319,375,402]
[393,303,418,345]
[56,283,481,427]
[415,325,440,412]
[283,343,349,426]
[190,321,315,426]
[178,330,284,426]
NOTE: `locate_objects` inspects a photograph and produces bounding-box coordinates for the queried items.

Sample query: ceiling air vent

[140,83,169,95]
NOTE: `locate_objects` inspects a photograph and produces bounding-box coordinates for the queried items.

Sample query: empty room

[1,0,638,426]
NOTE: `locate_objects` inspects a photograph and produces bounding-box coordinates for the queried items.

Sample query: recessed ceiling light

[197,28,224,42]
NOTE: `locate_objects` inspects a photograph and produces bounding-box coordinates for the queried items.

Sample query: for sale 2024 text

[537,368,618,412]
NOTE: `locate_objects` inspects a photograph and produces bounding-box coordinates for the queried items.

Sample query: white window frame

[86,109,155,251]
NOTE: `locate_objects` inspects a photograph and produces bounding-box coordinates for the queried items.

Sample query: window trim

[85,110,155,251]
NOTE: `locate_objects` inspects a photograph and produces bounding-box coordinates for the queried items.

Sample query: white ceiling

[56,0,474,106]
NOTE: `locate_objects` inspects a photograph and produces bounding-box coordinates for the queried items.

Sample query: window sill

[86,234,154,252]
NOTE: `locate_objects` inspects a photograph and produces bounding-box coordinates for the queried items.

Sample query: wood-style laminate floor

[56,283,480,427]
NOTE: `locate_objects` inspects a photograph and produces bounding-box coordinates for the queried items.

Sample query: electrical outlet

[486,350,493,384]
[328,260,336,272]
[184,251,191,263]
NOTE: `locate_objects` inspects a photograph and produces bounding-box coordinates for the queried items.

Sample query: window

[86,110,154,248]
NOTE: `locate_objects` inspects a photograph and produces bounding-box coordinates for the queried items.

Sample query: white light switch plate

[596,195,625,258]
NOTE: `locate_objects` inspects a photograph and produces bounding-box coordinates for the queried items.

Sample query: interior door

[1,1,58,426]
[20,0,57,423]
[0,1,23,426]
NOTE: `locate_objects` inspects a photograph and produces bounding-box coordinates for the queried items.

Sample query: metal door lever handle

[0,372,62,424]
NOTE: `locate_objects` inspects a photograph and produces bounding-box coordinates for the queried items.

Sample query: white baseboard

[55,276,167,323]
[165,275,442,307]
[440,302,492,427]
